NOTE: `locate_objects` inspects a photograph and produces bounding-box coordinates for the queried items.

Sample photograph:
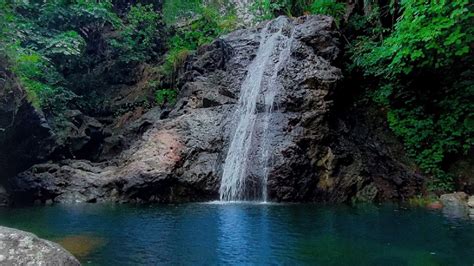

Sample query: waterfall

[220,17,294,202]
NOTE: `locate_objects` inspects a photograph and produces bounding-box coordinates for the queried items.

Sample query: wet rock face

[9,15,421,204]
[0,226,80,265]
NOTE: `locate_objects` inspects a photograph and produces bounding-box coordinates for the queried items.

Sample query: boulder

[0,226,80,265]
[468,196,474,219]
[11,161,116,204]
[468,196,474,208]
[440,192,470,219]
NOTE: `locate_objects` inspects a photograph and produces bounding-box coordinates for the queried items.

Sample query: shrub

[162,0,202,25]
[250,0,344,21]
[0,0,118,109]
[309,0,345,25]
[350,0,474,191]
[161,5,237,76]
[155,89,178,105]
[109,4,164,64]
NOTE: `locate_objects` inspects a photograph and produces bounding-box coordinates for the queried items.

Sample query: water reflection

[0,203,473,265]
[217,204,253,264]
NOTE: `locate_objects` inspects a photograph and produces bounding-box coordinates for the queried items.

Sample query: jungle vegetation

[0,0,472,192]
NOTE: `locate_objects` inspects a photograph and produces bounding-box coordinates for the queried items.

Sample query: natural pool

[0,203,473,265]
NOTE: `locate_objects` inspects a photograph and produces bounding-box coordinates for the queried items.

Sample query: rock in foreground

[0,226,80,265]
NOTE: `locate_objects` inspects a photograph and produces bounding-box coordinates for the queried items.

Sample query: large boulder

[9,15,422,204]
[440,192,470,219]
[468,196,474,219]
[0,226,80,265]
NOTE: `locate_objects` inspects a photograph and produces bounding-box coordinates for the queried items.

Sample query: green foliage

[11,50,57,108]
[1,0,168,112]
[163,48,191,76]
[0,0,120,109]
[153,2,238,94]
[109,4,163,64]
[2,0,226,114]
[43,31,86,70]
[162,0,203,25]
[251,0,288,20]
[33,0,121,31]
[408,194,439,208]
[250,0,344,22]
[162,0,236,24]
[352,1,473,77]
[155,89,177,105]
[350,0,474,191]
[5,44,75,111]
[309,0,345,25]
[162,5,237,76]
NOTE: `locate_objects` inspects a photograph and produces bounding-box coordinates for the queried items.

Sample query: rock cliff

[6,15,422,204]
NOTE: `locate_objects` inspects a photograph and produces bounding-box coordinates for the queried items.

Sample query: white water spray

[220,17,294,202]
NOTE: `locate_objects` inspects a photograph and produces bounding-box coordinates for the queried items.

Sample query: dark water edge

[0,202,473,265]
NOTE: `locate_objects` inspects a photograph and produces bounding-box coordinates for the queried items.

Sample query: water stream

[220,17,294,202]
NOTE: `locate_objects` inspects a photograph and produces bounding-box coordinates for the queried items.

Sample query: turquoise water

[0,203,473,265]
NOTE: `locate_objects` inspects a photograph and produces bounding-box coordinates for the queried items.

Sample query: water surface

[0,203,473,265]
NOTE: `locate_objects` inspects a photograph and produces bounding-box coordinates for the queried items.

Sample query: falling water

[220,17,294,202]
[261,27,294,203]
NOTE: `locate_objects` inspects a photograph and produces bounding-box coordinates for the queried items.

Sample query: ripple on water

[0,204,473,265]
